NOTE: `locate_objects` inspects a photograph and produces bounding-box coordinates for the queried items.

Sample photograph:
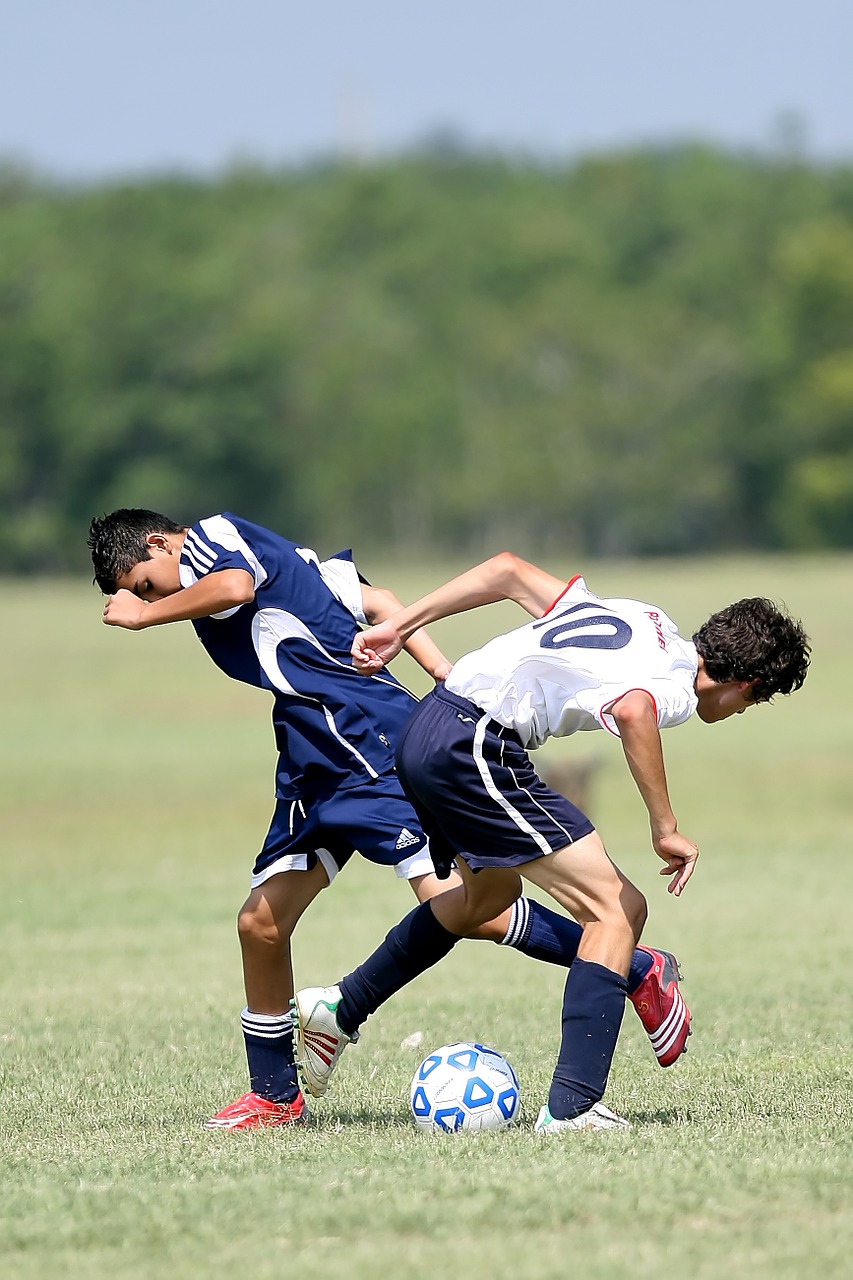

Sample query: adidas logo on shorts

[395,828,420,850]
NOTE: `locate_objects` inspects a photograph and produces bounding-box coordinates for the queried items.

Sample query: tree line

[1,144,852,574]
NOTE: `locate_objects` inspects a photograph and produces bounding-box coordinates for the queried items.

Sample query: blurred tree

[0,148,851,573]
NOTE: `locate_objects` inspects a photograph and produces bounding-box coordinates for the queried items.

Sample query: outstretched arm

[353,553,568,673]
[361,585,452,682]
[102,570,256,630]
[610,690,699,897]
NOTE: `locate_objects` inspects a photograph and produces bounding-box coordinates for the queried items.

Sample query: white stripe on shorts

[250,846,341,888]
[472,716,553,856]
[392,843,437,880]
[505,761,575,847]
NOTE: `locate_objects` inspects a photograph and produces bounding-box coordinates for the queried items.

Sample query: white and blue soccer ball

[409,1041,520,1133]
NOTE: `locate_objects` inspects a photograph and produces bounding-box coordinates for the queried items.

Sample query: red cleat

[204,1089,309,1131]
[628,947,692,1067]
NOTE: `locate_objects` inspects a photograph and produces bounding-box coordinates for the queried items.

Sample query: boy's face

[115,533,183,601]
[695,675,761,724]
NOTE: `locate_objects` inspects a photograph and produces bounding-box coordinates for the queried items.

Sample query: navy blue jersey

[179,513,419,800]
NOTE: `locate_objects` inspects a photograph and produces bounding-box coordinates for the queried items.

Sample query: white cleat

[534,1102,631,1133]
[291,984,358,1098]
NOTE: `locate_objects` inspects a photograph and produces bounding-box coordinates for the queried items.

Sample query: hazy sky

[3,1,851,181]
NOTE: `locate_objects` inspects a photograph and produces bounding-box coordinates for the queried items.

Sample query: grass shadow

[311,1105,414,1129]
[625,1107,697,1127]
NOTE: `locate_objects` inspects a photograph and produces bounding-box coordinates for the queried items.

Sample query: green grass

[2,556,852,1279]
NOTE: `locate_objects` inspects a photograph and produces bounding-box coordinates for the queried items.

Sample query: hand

[433,659,453,683]
[352,621,405,672]
[653,829,699,897]
[103,589,148,630]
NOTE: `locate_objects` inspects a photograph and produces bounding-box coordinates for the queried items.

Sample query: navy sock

[501,897,653,994]
[548,958,628,1120]
[241,1008,300,1103]
[337,903,460,1036]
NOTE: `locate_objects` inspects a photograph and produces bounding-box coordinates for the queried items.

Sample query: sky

[2,1,852,182]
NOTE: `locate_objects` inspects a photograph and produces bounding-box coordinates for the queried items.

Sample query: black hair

[87,508,186,594]
[692,598,810,703]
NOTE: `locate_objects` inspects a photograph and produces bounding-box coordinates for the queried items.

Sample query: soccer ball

[409,1041,520,1133]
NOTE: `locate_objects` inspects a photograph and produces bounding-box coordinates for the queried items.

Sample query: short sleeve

[179,515,268,619]
[649,677,698,730]
[595,679,697,737]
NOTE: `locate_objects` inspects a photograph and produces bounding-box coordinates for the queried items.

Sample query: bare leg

[418,858,523,937]
[518,831,646,976]
[407,864,522,941]
[238,862,330,1013]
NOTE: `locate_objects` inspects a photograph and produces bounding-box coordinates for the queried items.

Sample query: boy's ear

[145,532,173,553]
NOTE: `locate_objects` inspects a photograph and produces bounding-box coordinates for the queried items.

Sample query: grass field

[2,555,852,1279]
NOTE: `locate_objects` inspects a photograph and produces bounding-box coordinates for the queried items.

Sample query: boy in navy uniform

[293,556,809,1132]
[90,512,694,1130]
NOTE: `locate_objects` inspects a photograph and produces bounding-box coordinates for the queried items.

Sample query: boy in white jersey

[293,554,809,1132]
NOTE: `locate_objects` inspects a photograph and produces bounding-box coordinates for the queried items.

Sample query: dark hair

[88,508,185,594]
[692,598,810,703]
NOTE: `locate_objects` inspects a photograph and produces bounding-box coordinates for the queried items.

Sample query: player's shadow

[315,1105,414,1129]
[626,1106,697,1126]
[315,1105,696,1130]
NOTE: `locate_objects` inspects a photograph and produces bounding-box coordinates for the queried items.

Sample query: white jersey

[444,575,699,748]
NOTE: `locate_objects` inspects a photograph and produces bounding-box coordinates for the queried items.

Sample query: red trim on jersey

[599,688,659,737]
[543,574,583,616]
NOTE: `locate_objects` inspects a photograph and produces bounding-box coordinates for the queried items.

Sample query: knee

[463,895,519,941]
[428,887,498,938]
[466,918,507,943]
[237,901,286,953]
[596,886,646,948]
[455,888,519,939]
[623,885,648,941]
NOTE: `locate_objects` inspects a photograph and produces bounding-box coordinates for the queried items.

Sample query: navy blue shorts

[396,684,595,876]
[252,773,433,888]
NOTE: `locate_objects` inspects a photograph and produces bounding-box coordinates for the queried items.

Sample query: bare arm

[361,584,452,682]
[610,690,700,897]
[102,570,256,630]
[353,553,569,672]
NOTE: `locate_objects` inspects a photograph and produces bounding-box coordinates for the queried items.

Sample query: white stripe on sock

[241,1008,294,1040]
[499,897,530,948]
